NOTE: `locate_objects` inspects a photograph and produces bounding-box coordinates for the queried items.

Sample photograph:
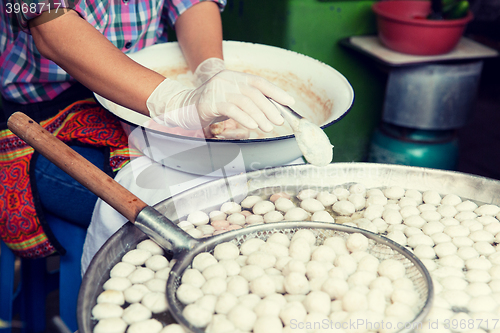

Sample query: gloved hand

[146,58,295,132]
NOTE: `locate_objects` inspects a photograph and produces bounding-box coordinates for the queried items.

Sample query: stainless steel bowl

[78,163,500,332]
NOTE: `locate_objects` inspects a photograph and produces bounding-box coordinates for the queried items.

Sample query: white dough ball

[363,204,384,220]
[391,288,419,307]
[456,200,478,212]
[378,259,406,281]
[348,194,366,211]
[475,204,500,216]
[455,211,478,222]
[220,202,241,214]
[311,245,336,263]
[227,305,257,331]
[192,253,218,272]
[342,290,368,312]
[413,245,436,259]
[404,189,423,203]
[346,233,369,252]
[303,290,331,315]
[385,302,415,322]
[177,283,204,305]
[408,234,434,248]
[226,275,249,296]
[431,232,452,244]
[142,292,168,314]
[121,249,152,266]
[466,257,493,271]
[274,197,295,213]
[465,282,491,296]
[122,303,152,325]
[227,213,246,226]
[263,211,284,223]
[422,190,442,205]
[128,267,155,284]
[468,295,498,313]
[253,316,283,333]
[357,254,379,272]
[91,303,123,320]
[466,270,492,283]
[136,239,164,255]
[301,198,325,213]
[334,254,357,275]
[110,262,136,278]
[253,201,275,215]
[284,272,310,295]
[209,210,227,222]
[183,303,213,328]
[214,292,238,315]
[399,205,421,219]
[324,237,349,255]
[246,214,264,225]
[187,211,210,226]
[453,236,474,248]
[182,268,206,288]
[437,205,458,218]
[439,255,465,269]
[103,277,132,292]
[253,299,281,317]
[241,195,263,209]
[434,242,458,257]
[366,196,388,207]
[316,191,338,206]
[469,230,495,243]
[280,301,307,326]
[123,284,150,303]
[440,194,462,206]
[288,238,311,262]
[322,277,349,299]
[311,211,335,223]
[332,201,356,216]
[250,275,276,297]
[145,278,167,293]
[386,230,407,246]
[239,265,265,281]
[372,218,389,233]
[260,241,289,258]
[267,233,291,247]
[238,293,261,309]
[96,290,125,306]
[421,210,442,222]
[382,209,403,225]
[403,215,426,228]
[214,242,239,260]
[474,241,496,256]
[145,255,169,271]
[240,238,265,256]
[333,187,350,200]
[370,277,394,297]
[93,318,127,333]
[202,277,227,296]
[284,207,309,221]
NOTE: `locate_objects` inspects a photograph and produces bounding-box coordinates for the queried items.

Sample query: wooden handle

[8,112,147,222]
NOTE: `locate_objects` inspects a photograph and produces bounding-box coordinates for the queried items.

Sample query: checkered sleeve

[162,0,226,28]
[8,0,77,33]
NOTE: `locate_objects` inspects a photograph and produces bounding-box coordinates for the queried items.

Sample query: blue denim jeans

[33,144,112,228]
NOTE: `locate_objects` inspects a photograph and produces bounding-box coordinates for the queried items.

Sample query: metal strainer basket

[163,219,434,333]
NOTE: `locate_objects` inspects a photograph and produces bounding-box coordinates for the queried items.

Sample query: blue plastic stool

[0,214,86,333]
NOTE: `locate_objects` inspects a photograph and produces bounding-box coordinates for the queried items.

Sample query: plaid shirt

[0,0,225,104]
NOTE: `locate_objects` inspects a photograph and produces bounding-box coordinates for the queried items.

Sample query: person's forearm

[30,10,164,116]
[175,1,223,72]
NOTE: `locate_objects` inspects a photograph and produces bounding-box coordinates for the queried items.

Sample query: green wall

[222,0,386,162]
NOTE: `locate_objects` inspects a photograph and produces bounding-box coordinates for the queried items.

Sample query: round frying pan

[8,112,433,333]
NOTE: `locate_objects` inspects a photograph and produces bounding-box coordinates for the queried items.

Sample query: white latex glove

[147,58,295,132]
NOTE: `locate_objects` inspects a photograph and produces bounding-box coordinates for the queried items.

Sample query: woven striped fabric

[0,100,135,258]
